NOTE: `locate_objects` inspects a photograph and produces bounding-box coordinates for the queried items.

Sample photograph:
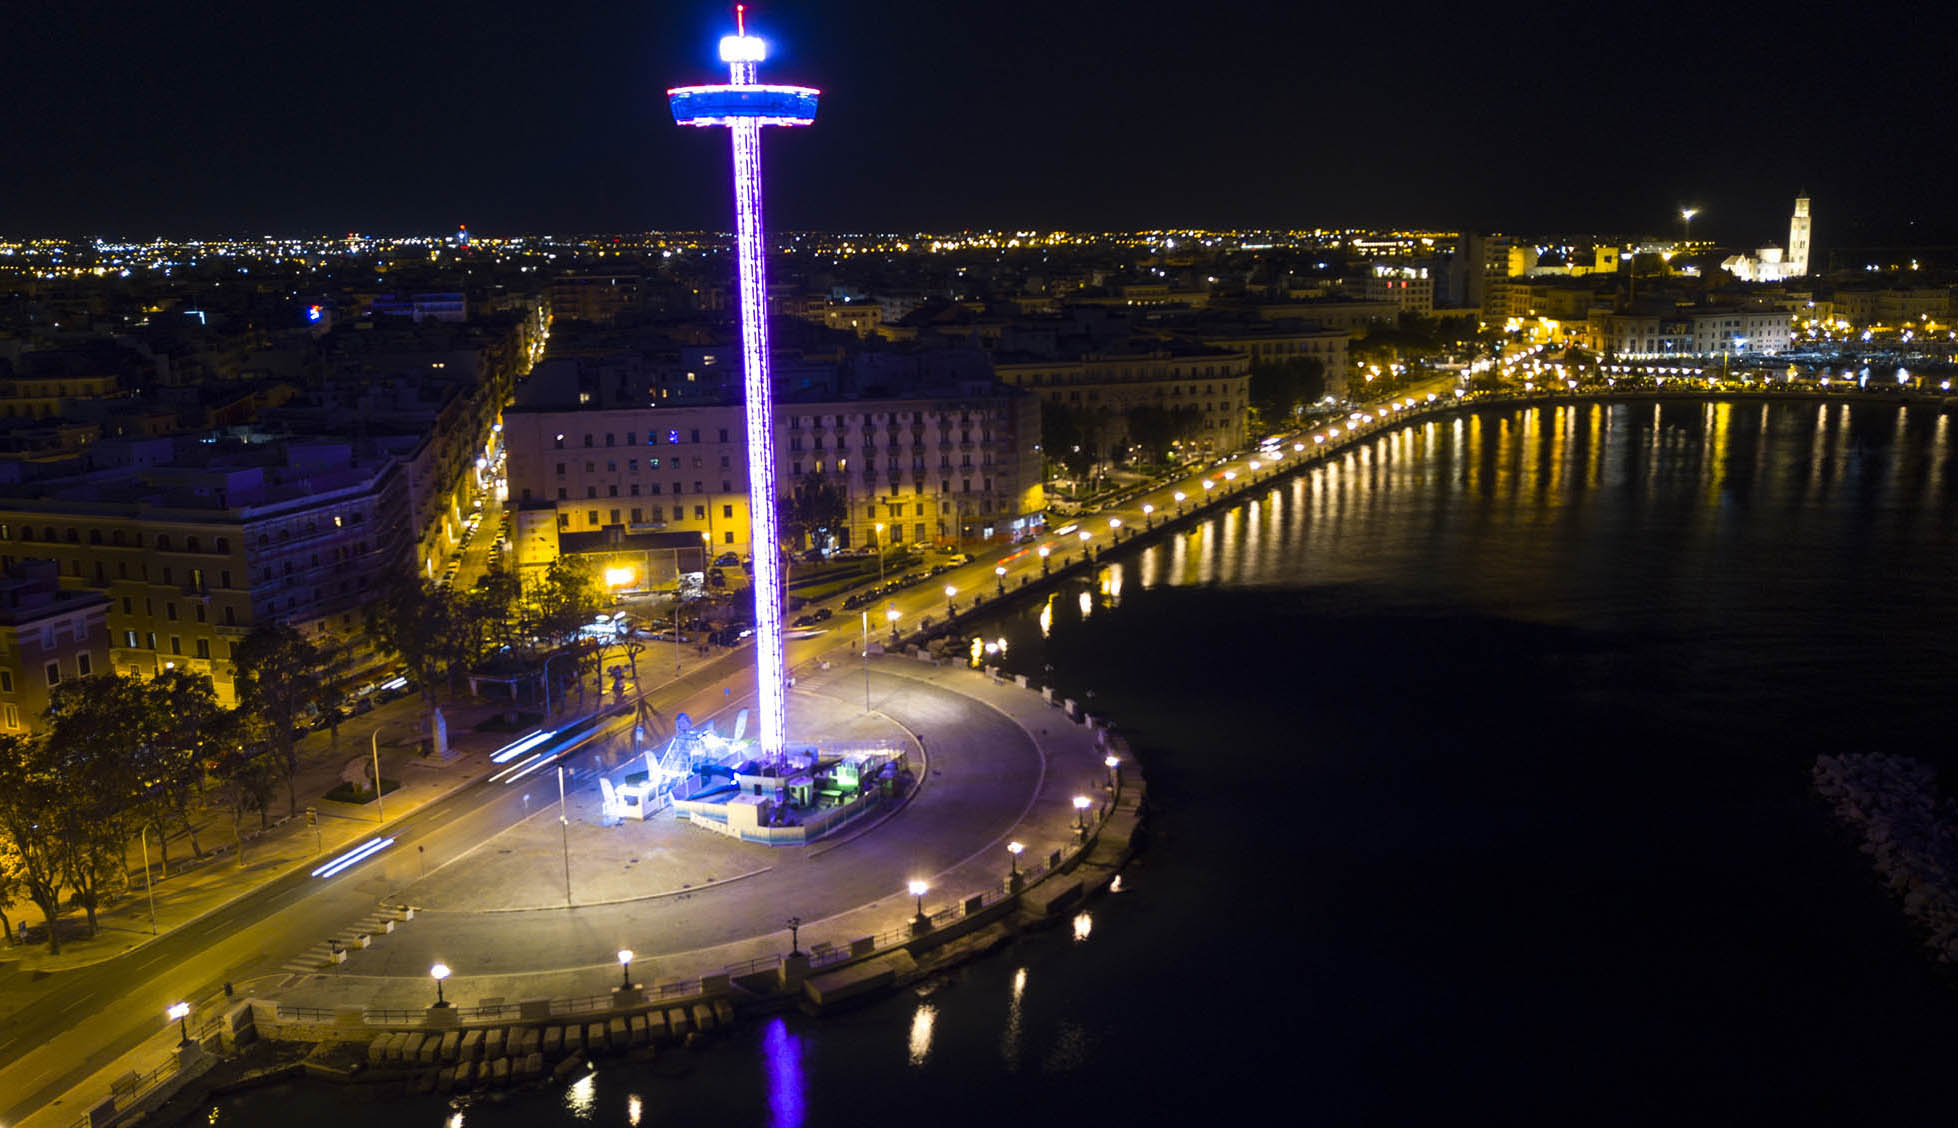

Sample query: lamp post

[140,823,158,935]
[994,565,1006,595]
[1173,490,1186,514]
[1073,794,1092,832]
[1141,503,1154,529]
[541,649,572,716]
[617,949,634,990]
[369,727,387,824]
[1105,754,1121,791]
[430,963,451,1007]
[1680,206,1699,244]
[909,880,929,918]
[1038,545,1051,574]
[944,584,957,615]
[1007,840,1024,876]
[886,603,901,645]
[787,916,802,957]
[860,609,871,712]
[168,1001,191,1046]
[873,523,887,588]
[1107,517,1122,542]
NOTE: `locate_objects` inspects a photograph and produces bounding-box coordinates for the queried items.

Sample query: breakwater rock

[1814,753,1958,962]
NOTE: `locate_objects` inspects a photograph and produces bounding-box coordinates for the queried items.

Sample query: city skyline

[3,1,1951,242]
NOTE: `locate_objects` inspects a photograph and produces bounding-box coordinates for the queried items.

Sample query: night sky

[4,0,1951,244]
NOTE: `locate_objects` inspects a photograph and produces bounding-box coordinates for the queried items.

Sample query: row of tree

[0,668,271,952]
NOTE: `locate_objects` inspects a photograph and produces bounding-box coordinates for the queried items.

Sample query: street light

[944,584,957,614]
[1201,479,1214,493]
[1073,794,1092,830]
[873,523,887,587]
[617,949,634,990]
[1007,840,1024,876]
[1105,754,1120,788]
[886,603,901,643]
[908,879,928,919]
[995,564,1007,594]
[1141,503,1154,528]
[168,1001,191,1046]
[1173,490,1186,513]
[1680,206,1699,243]
[1038,544,1051,574]
[369,727,388,824]
[430,962,451,1007]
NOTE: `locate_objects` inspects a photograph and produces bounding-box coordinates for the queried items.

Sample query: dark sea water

[211,400,1958,1126]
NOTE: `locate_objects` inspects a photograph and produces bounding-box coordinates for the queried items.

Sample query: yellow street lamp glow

[1072,795,1091,810]
[1201,480,1214,491]
[1293,442,1305,452]
[995,565,1006,576]
[1037,545,1051,558]
[617,948,634,966]
[1077,530,1091,542]
[1007,840,1024,854]
[885,605,901,623]
[1248,460,1261,470]
[944,585,957,598]
[1104,755,1119,769]
[167,1001,190,1021]
[1173,491,1186,503]
[1141,503,1154,516]
[1107,517,1121,529]
[603,565,636,588]
[431,962,451,981]
[1223,471,1237,481]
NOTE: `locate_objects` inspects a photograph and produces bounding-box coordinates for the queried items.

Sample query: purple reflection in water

[762,1016,804,1128]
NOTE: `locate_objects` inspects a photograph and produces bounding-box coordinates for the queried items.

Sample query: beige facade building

[0,560,110,733]
[503,388,1045,574]
[0,438,411,706]
[992,348,1251,457]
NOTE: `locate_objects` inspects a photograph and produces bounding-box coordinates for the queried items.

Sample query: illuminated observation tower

[668,7,819,758]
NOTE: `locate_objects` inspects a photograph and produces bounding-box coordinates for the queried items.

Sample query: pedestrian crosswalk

[275,904,415,974]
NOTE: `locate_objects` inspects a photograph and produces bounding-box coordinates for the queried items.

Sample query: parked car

[811,607,833,622]
[714,552,740,567]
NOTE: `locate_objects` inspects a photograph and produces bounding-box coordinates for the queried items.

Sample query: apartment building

[0,560,110,733]
[0,437,410,705]
[992,345,1251,457]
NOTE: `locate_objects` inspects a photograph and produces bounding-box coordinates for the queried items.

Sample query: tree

[1123,403,1200,467]
[365,576,456,739]
[42,676,152,936]
[1,836,26,945]
[0,733,71,952]
[232,623,326,818]
[782,473,848,550]
[138,669,224,867]
[1248,357,1326,427]
[461,570,521,663]
[209,713,280,862]
[1040,400,1097,486]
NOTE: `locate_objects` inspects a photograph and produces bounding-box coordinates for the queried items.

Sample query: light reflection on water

[1079,401,1957,624]
[762,1017,804,1128]
[906,1003,937,1067]
[1000,967,1027,1071]
[561,1070,595,1119]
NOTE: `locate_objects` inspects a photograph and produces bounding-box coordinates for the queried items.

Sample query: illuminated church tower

[1786,194,1811,278]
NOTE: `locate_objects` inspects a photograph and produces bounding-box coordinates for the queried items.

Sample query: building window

[587,510,599,525]
[170,637,182,655]
[77,653,92,677]
[722,504,733,518]
[45,661,60,687]
[694,506,706,520]
[0,670,11,692]
[3,705,16,729]
[196,639,210,659]
[724,531,734,544]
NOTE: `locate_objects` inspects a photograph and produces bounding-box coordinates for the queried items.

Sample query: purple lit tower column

[669,8,818,758]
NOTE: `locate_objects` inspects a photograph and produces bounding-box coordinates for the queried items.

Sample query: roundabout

[255,658,1120,1015]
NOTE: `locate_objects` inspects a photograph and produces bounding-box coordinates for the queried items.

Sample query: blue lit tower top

[666,6,817,760]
